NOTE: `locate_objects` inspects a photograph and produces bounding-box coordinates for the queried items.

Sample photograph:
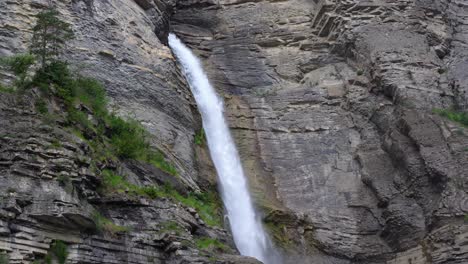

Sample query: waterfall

[168,34,278,263]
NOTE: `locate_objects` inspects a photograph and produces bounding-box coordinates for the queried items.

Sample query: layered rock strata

[172,0,468,263]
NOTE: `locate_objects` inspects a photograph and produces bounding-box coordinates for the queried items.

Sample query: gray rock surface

[172,0,468,263]
[0,0,467,263]
[0,0,257,263]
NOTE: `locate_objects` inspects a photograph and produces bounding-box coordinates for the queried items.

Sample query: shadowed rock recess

[0,0,467,263]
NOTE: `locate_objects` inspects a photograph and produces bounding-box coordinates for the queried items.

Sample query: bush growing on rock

[0,54,35,90]
[50,241,68,264]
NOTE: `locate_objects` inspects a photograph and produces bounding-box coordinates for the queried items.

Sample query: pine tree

[30,9,74,68]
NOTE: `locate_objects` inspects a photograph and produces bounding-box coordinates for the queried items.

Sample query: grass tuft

[92,211,129,235]
[195,237,228,252]
[0,84,15,93]
[194,128,205,146]
[99,170,222,226]
[433,108,468,127]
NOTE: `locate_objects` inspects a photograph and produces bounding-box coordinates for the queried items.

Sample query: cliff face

[1,0,467,263]
[171,0,468,263]
[0,0,255,263]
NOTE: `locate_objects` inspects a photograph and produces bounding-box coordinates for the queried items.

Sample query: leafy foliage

[34,60,72,91]
[0,54,35,89]
[106,115,148,159]
[30,9,74,67]
[29,60,178,175]
[0,54,35,76]
[433,108,468,127]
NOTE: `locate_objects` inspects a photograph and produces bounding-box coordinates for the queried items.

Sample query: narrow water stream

[168,34,278,263]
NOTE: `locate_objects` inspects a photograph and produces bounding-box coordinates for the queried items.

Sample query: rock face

[1,0,467,263]
[172,0,468,263]
[0,0,257,263]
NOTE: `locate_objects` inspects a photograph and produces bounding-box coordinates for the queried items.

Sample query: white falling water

[169,33,277,263]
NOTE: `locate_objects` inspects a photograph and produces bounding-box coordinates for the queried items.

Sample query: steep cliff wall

[171,0,468,263]
[1,0,467,263]
[0,0,256,263]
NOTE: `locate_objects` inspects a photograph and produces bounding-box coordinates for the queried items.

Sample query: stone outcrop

[172,0,468,263]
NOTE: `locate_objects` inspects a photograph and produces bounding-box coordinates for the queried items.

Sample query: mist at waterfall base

[168,34,280,264]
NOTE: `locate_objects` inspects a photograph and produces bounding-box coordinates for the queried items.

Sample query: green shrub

[1,54,35,89]
[66,107,95,135]
[195,237,227,252]
[194,129,205,146]
[1,54,35,76]
[105,115,177,175]
[106,115,148,159]
[433,108,468,127]
[74,77,107,116]
[50,241,68,264]
[35,60,72,89]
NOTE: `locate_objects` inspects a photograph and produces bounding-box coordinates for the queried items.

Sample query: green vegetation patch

[195,237,228,252]
[0,252,8,264]
[159,221,184,235]
[100,170,222,227]
[0,54,35,90]
[1,8,178,176]
[0,84,15,93]
[433,108,468,127]
[92,211,130,235]
[50,241,68,264]
[194,128,206,146]
[171,190,222,227]
[35,98,48,114]
[263,221,292,248]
